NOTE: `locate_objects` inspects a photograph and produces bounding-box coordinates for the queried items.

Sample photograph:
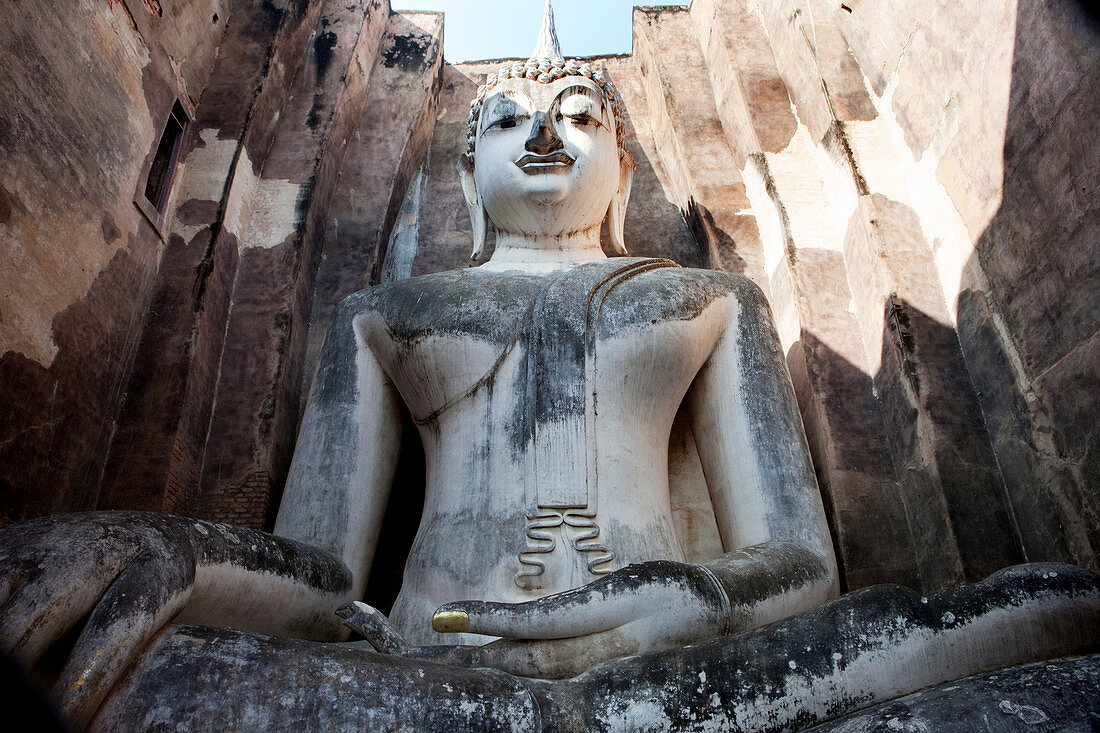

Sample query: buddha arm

[274,292,404,602]
[0,295,399,724]
[686,282,839,628]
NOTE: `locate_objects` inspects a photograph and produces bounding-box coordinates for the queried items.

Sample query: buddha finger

[434,561,711,639]
[51,551,196,728]
[477,628,639,679]
[432,583,659,640]
[0,560,124,666]
[337,601,409,654]
[475,604,727,679]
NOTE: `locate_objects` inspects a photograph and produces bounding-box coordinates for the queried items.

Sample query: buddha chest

[360,260,737,424]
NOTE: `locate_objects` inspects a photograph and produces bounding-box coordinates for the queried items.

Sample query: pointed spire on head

[532,0,562,60]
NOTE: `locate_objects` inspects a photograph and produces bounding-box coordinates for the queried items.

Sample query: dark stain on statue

[384,33,432,73]
[536,564,1100,732]
[369,270,550,346]
[313,31,338,85]
[0,185,14,225]
[306,93,326,129]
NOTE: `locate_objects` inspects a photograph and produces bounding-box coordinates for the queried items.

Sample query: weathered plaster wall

[1,0,1095,597]
[192,0,391,528]
[99,0,393,527]
[954,1,1100,571]
[690,0,1099,591]
[99,0,301,516]
[0,0,231,522]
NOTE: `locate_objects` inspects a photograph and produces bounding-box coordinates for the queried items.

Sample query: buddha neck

[481,227,607,272]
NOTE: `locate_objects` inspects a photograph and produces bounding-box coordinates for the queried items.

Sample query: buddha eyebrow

[486,97,522,118]
[555,85,602,107]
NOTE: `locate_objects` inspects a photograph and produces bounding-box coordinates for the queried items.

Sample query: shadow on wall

[0,243,156,525]
[796,298,1026,599]
[799,0,1098,596]
[950,0,1099,571]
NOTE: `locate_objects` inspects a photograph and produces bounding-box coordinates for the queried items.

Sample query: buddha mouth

[514,151,575,174]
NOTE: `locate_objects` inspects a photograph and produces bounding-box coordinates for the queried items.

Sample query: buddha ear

[458,155,489,261]
[607,152,635,256]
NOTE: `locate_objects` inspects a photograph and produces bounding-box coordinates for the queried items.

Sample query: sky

[392,0,687,62]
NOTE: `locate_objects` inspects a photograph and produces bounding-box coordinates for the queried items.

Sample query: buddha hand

[427,542,832,678]
[0,511,351,727]
[427,559,733,678]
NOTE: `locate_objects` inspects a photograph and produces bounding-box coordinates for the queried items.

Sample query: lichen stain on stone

[313,30,338,85]
[383,33,433,73]
[175,199,219,226]
[0,185,14,225]
[306,93,326,129]
[101,214,122,244]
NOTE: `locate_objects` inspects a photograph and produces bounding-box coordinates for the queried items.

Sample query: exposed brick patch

[196,471,274,529]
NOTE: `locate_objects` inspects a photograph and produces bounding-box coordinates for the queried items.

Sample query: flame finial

[533,0,562,60]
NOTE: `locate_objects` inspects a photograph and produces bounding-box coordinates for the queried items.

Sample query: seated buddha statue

[273,42,839,659]
[1,7,1096,731]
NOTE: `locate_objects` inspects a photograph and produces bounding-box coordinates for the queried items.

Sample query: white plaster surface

[279,71,837,664]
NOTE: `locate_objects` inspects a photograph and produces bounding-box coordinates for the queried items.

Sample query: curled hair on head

[464,57,628,166]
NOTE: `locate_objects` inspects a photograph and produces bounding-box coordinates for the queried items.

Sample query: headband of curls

[464,57,628,165]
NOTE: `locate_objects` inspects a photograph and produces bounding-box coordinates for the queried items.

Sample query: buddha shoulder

[591,265,766,330]
[327,264,769,344]
[331,268,551,347]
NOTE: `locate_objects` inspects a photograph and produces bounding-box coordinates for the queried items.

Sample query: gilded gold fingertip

[432,610,470,633]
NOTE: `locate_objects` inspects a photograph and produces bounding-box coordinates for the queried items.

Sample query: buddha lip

[515,152,575,171]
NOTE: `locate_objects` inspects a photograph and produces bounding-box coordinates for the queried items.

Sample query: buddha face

[470,76,622,238]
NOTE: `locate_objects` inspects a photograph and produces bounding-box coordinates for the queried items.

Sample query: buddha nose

[525,111,563,155]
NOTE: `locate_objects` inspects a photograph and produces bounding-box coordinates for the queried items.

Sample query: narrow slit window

[144,102,188,213]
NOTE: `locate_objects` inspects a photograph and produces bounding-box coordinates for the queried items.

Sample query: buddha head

[460,56,635,260]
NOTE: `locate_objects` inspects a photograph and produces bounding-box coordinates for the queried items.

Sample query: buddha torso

[357,259,745,643]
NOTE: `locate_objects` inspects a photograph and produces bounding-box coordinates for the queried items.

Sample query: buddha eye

[566,112,597,128]
[498,117,518,129]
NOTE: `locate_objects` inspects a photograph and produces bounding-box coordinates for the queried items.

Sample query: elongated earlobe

[458,156,489,261]
[607,152,635,256]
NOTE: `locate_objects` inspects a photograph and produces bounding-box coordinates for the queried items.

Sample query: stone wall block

[983,81,1100,380]
[99,229,215,512]
[844,193,1024,586]
[830,0,929,96]
[785,247,925,591]
[688,0,797,158]
[598,57,700,266]
[411,64,485,275]
[99,0,300,514]
[633,7,765,278]
[631,10,696,212]
[196,0,391,526]
[304,12,444,395]
[0,0,233,522]
[755,0,876,143]
[955,287,1093,567]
